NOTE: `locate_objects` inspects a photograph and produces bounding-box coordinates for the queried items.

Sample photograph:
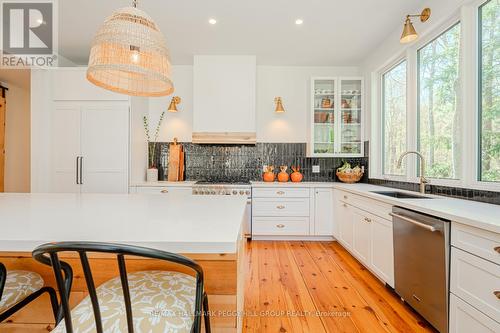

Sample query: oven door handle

[390,212,437,232]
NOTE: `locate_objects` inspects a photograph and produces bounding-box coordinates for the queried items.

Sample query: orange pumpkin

[278,166,289,182]
[263,165,275,182]
[290,165,303,182]
[263,172,275,182]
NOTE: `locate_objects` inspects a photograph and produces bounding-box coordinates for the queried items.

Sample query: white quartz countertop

[251,181,335,188]
[130,181,197,187]
[332,183,500,234]
[0,193,247,253]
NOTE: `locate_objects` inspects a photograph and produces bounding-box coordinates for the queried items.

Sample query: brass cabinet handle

[277,191,285,195]
[494,246,500,254]
[364,217,372,223]
[343,203,348,208]
[494,291,500,299]
[160,189,168,193]
[276,224,285,228]
[276,205,285,209]
[344,195,348,199]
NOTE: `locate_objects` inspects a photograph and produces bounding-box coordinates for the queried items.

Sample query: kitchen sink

[370,191,433,199]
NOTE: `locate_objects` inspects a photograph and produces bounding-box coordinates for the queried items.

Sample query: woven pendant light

[87,0,173,97]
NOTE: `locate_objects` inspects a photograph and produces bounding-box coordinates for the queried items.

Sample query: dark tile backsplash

[368,179,500,205]
[152,142,369,182]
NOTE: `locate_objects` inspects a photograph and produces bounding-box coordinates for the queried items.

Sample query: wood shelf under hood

[192,132,256,144]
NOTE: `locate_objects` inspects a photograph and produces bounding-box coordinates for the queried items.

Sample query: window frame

[381,59,408,179]
[415,21,463,186]
[471,0,500,191]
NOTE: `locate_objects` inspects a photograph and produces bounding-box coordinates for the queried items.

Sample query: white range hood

[192,55,256,144]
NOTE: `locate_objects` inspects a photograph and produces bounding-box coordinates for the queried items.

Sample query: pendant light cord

[132,0,138,8]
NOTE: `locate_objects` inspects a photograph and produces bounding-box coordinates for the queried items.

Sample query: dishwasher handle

[390,212,437,232]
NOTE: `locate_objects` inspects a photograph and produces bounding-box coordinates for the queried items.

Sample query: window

[479,0,500,182]
[382,61,407,176]
[418,23,461,179]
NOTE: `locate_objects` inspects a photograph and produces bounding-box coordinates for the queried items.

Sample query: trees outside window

[418,23,461,179]
[479,0,500,182]
[382,61,407,176]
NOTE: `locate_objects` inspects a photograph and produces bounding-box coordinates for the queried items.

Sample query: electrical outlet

[312,165,320,173]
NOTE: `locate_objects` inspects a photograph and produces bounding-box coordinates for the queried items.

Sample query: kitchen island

[0,193,247,332]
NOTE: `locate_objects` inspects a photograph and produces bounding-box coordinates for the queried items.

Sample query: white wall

[2,81,31,192]
[147,65,360,143]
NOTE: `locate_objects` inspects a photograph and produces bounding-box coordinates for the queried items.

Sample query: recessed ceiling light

[209,18,217,25]
[295,19,304,25]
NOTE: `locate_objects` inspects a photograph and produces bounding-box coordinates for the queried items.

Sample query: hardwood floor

[243,241,436,333]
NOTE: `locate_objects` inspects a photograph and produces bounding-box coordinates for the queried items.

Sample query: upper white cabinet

[51,69,129,101]
[310,77,363,157]
[193,56,256,143]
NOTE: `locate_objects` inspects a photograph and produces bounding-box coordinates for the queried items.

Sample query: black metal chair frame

[32,241,211,333]
[0,262,59,323]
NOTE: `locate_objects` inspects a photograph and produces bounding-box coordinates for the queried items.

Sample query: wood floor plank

[243,240,437,333]
[304,242,391,333]
[320,242,436,333]
[288,242,360,333]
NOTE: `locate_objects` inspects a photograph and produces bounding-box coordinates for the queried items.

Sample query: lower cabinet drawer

[252,217,310,236]
[450,293,500,333]
[450,247,500,321]
[135,187,192,195]
[252,198,309,217]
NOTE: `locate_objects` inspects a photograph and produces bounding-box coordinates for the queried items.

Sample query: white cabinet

[333,189,394,286]
[132,186,192,195]
[450,222,500,329]
[310,77,364,157]
[313,188,334,236]
[450,294,500,333]
[371,215,394,287]
[49,101,129,193]
[338,201,354,250]
[352,207,372,264]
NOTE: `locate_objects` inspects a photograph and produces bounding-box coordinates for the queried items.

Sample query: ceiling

[59,0,425,66]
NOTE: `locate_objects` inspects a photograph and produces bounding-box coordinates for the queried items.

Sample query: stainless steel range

[192,181,252,238]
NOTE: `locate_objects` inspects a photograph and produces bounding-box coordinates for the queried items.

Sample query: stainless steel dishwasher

[391,207,450,333]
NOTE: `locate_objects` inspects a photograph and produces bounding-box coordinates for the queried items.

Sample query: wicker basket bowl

[336,171,364,184]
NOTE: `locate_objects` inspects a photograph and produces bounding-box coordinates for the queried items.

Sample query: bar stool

[33,241,211,333]
[0,262,58,323]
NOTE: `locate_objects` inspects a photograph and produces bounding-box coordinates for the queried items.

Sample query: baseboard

[250,235,335,241]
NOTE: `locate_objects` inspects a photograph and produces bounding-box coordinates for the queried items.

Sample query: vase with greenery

[143,111,165,181]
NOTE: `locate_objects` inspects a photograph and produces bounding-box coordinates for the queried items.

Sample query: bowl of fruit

[336,161,364,184]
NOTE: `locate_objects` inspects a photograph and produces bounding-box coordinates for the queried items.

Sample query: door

[80,103,129,193]
[352,207,371,264]
[337,201,353,250]
[370,215,394,287]
[314,188,333,235]
[0,96,5,192]
[51,103,81,193]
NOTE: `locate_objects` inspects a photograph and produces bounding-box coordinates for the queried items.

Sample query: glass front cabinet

[309,77,364,157]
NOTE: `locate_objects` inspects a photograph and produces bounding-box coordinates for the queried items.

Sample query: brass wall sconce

[168,96,181,112]
[274,97,285,113]
[400,8,431,44]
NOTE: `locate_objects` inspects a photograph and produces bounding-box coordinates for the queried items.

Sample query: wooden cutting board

[167,139,184,181]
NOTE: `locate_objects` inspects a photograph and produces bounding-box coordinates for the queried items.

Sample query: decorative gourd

[263,166,275,182]
[290,165,303,182]
[277,166,289,182]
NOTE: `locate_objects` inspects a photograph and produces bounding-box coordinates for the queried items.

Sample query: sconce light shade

[400,18,418,44]
[274,97,285,113]
[168,96,181,112]
[400,8,431,44]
